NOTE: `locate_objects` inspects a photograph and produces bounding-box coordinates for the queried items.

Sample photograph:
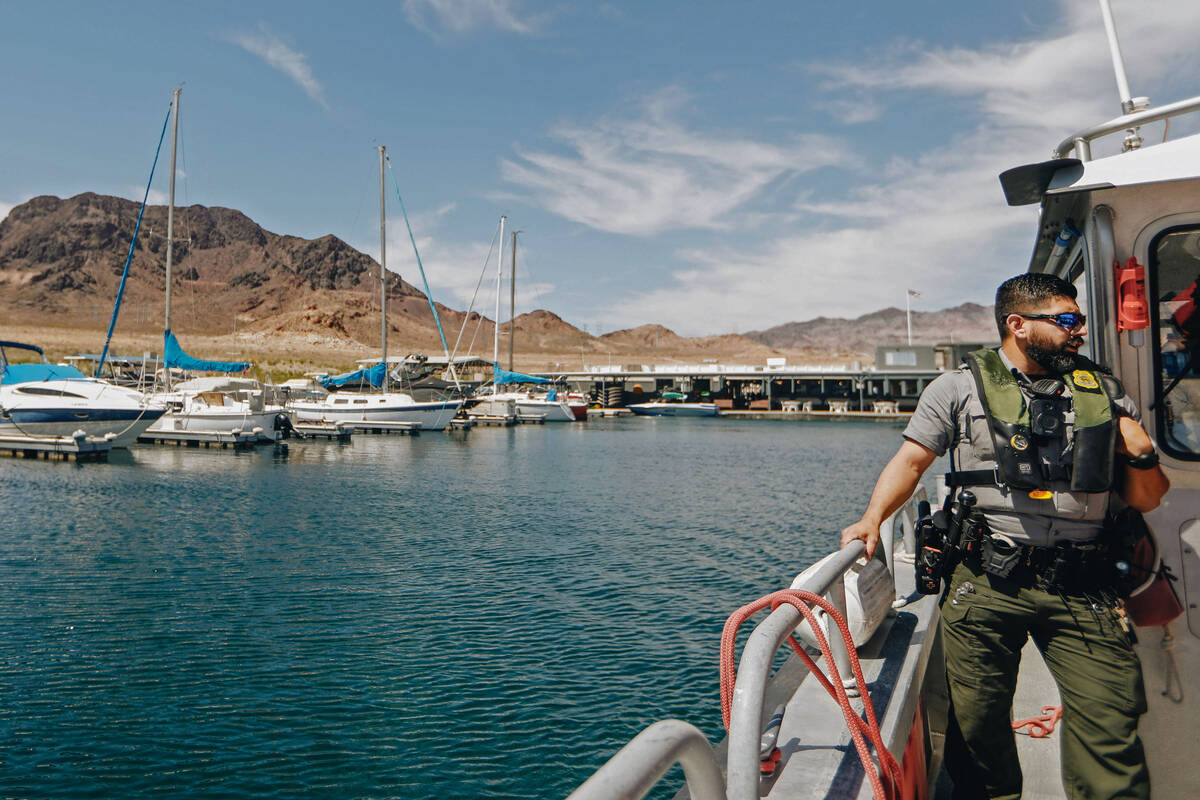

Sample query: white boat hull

[147,409,281,441]
[289,394,463,431]
[0,381,167,448]
[628,402,719,417]
[486,391,578,422]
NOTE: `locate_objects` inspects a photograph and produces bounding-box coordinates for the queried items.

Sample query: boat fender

[791,553,894,650]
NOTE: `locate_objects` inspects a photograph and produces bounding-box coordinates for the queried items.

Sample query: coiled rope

[719,589,902,799]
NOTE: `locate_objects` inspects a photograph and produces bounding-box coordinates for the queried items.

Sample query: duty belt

[964,532,1114,593]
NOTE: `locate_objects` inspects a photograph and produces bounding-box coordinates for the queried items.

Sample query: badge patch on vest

[1072,370,1100,390]
[1010,433,1030,451]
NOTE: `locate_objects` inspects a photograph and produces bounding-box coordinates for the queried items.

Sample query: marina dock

[0,430,113,462]
[547,346,984,414]
[137,429,260,449]
[346,420,420,435]
[292,421,355,441]
[718,408,912,422]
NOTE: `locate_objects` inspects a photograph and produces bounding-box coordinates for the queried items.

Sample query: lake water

[0,417,906,798]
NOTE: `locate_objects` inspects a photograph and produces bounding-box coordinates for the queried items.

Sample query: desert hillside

[0,193,995,375]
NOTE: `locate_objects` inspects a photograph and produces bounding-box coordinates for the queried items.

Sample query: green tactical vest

[966,348,1116,493]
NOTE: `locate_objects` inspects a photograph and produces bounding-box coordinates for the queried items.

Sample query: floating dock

[346,420,420,435]
[137,429,259,449]
[292,421,355,441]
[468,415,518,427]
[448,418,476,432]
[0,431,113,462]
[586,407,633,417]
[719,409,912,422]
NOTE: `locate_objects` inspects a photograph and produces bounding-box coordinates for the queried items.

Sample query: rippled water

[0,417,905,798]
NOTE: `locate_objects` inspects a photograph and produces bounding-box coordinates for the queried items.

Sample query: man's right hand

[838,440,938,562]
[840,517,881,560]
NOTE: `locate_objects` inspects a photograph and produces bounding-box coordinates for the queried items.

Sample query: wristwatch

[1123,450,1160,470]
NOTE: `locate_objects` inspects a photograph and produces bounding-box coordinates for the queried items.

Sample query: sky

[3,0,1200,336]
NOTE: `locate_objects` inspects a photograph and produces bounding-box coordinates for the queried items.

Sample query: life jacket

[963,348,1116,494]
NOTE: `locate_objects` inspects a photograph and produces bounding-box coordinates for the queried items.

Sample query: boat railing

[1053,93,1200,160]
[565,719,725,800]
[566,489,931,800]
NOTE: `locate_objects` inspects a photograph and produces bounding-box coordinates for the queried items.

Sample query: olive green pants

[939,561,1148,800]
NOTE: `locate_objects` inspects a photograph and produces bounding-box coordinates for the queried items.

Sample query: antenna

[1098,0,1149,150]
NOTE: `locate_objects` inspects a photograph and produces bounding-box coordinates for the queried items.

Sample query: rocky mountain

[745,303,999,352]
[1,193,997,366]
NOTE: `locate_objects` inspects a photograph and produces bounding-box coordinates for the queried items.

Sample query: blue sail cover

[493,363,550,385]
[319,362,385,389]
[1,363,89,385]
[164,330,249,373]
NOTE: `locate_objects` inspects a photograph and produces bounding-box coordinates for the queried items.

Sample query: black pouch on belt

[979,534,1023,579]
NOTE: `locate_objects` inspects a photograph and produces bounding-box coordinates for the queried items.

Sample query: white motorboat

[484,388,577,422]
[568,4,1200,798]
[147,376,282,442]
[0,341,166,447]
[627,401,719,417]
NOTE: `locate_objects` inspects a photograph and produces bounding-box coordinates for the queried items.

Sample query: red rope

[720,589,903,799]
[1012,705,1062,738]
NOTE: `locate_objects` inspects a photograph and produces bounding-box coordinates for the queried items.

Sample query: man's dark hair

[994,273,1078,339]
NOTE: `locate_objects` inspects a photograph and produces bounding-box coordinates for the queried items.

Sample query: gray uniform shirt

[903,350,1139,547]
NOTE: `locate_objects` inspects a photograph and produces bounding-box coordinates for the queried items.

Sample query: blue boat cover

[319,362,386,389]
[493,364,550,385]
[164,330,249,373]
[1,363,89,385]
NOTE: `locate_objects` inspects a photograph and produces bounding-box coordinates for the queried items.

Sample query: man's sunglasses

[1014,312,1087,331]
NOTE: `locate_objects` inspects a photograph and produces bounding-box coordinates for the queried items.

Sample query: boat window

[15,386,87,399]
[354,399,368,404]
[333,398,348,405]
[1149,225,1200,459]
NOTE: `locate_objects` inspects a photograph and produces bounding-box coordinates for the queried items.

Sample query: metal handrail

[726,540,866,800]
[565,719,724,800]
[565,492,926,800]
[1053,94,1200,159]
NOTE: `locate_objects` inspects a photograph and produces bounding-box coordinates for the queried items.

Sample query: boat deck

[684,567,1067,799]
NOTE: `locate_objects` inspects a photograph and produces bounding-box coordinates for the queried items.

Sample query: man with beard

[841,273,1168,799]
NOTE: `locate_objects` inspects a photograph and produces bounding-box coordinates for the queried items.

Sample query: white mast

[164,87,181,390]
[165,88,180,335]
[379,145,389,393]
[509,229,519,371]
[494,215,506,381]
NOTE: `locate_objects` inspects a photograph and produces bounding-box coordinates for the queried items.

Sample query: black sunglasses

[1014,312,1087,331]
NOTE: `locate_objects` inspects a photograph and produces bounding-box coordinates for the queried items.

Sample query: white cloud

[403,0,542,36]
[502,88,852,236]
[0,201,13,224]
[227,24,328,109]
[576,0,1200,335]
[121,187,169,206]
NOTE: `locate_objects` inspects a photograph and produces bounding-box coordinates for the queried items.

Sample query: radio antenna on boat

[1098,0,1149,149]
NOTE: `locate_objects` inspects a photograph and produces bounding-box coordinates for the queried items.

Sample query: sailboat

[477,227,578,422]
[287,145,463,431]
[142,88,283,442]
